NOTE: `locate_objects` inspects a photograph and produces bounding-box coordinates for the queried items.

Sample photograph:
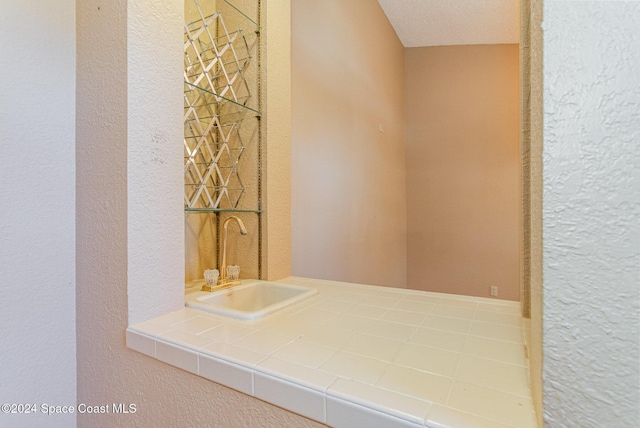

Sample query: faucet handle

[204,269,219,286]
[227,265,240,281]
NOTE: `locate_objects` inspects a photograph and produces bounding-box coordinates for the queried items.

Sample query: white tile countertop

[127,276,537,428]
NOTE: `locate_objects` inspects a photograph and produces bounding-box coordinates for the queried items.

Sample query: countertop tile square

[199,354,253,395]
[411,327,468,352]
[327,397,423,428]
[455,355,531,397]
[233,330,296,355]
[379,290,415,300]
[464,336,527,367]
[394,300,437,314]
[313,298,355,313]
[320,351,389,385]
[263,315,324,337]
[377,364,452,404]
[359,319,417,341]
[324,314,375,333]
[402,294,442,304]
[394,343,460,378]
[438,298,479,309]
[343,333,404,362]
[474,310,523,326]
[470,322,523,344]
[155,341,198,374]
[126,329,155,358]
[256,357,338,392]
[197,322,257,342]
[128,319,173,336]
[447,381,536,428]
[332,291,368,303]
[272,340,338,368]
[431,305,477,320]
[426,404,512,428]
[381,309,428,326]
[157,329,215,350]
[302,325,355,349]
[171,316,223,334]
[477,302,521,315]
[349,303,389,319]
[255,373,326,423]
[201,342,267,367]
[360,295,402,308]
[421,314,473,334]
[328,378,431,426]
[287,307,337,325]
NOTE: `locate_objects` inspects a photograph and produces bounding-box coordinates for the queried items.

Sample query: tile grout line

[443,304,478,406]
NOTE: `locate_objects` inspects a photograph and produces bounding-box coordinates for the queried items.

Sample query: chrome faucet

[218,216,248,286]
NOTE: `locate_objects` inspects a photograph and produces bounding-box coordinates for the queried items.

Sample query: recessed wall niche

[183,0,261,283]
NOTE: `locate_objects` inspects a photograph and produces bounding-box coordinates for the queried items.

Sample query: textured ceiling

[377,0,520,47]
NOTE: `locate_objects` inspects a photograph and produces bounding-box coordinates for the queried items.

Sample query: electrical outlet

[490,286,498,297]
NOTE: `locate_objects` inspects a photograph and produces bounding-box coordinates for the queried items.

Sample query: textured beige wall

[520,0,532,319]
[1,1,77,426]
[291,0,407,288]
[541,2,639,426]
[528,0,543,425]
[405,44,521,301]
[126,0,185,324]
[262,0,293,280]
[77,1,321,426]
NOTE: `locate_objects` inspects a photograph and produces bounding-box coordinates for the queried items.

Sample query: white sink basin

[185,280,318,320]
